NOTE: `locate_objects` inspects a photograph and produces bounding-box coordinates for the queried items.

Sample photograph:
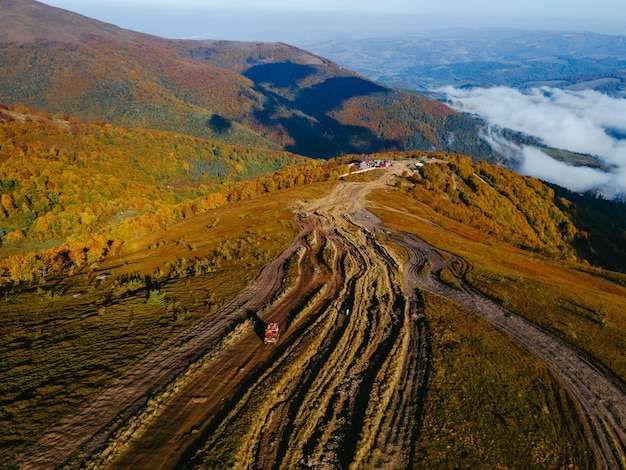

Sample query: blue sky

[40,0,626,43]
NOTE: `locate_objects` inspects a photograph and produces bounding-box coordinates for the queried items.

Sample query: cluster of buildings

[353,157,394,171]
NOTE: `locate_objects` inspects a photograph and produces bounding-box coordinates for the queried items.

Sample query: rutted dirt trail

[15,165,625,469]
[400,233,626,470]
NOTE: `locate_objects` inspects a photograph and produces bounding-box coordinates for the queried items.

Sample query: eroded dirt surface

[399,233,626,470]
[14,165,625,469]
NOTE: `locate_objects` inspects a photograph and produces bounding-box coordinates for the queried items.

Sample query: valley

[12,164,625,469]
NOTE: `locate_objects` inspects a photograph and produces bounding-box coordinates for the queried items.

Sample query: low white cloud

[521,147,608,192]
[442,86,626,199]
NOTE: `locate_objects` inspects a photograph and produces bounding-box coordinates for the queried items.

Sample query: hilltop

[2,105,625,282]
[2,157,625,468]
[0,0,492,159]
[0,2,625,469]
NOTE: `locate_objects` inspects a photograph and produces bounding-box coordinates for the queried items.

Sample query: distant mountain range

[305,29,626,96]
[0,0,493,160]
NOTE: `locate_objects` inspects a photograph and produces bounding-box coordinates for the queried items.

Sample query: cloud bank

[442,86,626,199]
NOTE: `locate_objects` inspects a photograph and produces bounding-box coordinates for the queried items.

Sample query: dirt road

[14,165,625,469]
[399,233,626,470]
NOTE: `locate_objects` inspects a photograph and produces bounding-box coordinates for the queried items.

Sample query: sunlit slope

[0,164,346,465]
[387,153,626,270]
[0,105,307,247]
[367,155,626,382]
[1,156,624,467]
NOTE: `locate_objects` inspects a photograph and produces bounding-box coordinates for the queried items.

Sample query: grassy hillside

[0,4,623,467]
[0,186,309,465]
[3,162,622,466]
[368,154,626,383]
[412,292,592,468]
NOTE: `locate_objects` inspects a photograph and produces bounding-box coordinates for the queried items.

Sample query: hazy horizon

[38,1,626,44]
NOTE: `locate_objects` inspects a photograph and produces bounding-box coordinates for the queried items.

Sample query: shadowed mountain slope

[0,0,493,159]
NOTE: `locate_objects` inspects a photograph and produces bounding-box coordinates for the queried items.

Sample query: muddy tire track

[12,220,313,470]
[398,232,626,469]
[154,181,425,470]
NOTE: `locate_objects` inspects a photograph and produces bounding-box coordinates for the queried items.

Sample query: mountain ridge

[0,0,493,160]
[0,0,163,44]
[1,147,625,468]
[1,5,625,465]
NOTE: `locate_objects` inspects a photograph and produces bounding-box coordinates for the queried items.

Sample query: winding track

[14,165,625,469]
[399,233,626,469]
